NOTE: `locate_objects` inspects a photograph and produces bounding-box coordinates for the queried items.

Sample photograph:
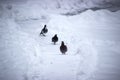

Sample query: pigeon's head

[44,25,47,28]
[55,34,57,36]
[61,41,64,45]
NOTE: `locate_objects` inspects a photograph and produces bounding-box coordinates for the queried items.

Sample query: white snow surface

[0,0,120,15]
[0,1,120,80]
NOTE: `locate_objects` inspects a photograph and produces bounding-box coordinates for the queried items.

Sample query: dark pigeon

[40,25,48,36]
[52,34,58,45]
[60,41,67,54]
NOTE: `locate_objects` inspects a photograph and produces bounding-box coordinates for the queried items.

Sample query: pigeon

[60,41,67,54]
[52,34,58,45]
[40,25,48,36]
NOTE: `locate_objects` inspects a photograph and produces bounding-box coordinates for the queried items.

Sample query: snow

[0,0,120,16]
[0,1,120,80]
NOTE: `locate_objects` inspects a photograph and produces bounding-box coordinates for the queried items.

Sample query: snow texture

[0,0,120,80]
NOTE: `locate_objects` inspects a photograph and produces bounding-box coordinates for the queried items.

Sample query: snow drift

[0,0,120,16]
[0,0,120,80]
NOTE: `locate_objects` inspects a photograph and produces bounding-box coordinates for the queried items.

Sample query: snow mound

[0,0,120,16]
[0,19,42,80]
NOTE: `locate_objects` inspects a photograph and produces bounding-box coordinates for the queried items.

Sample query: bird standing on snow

[40,25,48,36]
[52,34,58,45]
[60,41,67,54]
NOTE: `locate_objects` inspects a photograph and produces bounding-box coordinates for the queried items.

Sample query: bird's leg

[40,32,46,36]
[40,31,43,35]
[43,34,46,36]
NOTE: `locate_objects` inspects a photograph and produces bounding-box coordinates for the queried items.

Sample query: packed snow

[0,0,120,80]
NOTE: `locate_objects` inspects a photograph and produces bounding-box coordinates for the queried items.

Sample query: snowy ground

[0,2,120,80]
